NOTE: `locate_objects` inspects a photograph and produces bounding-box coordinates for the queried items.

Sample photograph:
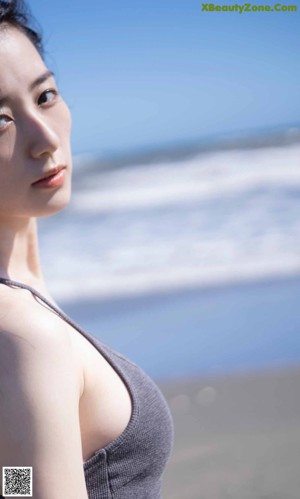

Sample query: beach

[160,366,300,499]
[61,275,300,498]
[43,134,300,497]
[63,275,300,381]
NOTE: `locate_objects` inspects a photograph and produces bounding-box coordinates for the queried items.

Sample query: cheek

[59,101,72,137]
[0,147,15,190]
[0,127,16,163]
[57,103,73,173]
[0,166,20,215]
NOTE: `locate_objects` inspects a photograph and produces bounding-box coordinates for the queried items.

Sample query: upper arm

[0,306,88,499]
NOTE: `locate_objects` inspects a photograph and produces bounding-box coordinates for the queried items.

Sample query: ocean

[38,132,300,380]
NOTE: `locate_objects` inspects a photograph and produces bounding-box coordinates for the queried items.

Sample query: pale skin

[0,26,132,498]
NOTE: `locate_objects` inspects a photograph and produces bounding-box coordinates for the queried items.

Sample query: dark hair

[0,0,43,55]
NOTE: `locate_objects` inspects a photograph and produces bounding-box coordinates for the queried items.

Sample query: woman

[0,1,173,498]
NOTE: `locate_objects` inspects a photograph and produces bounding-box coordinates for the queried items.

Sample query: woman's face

[0,25,72,220]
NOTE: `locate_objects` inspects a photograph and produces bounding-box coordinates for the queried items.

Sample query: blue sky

[27,1,299,155]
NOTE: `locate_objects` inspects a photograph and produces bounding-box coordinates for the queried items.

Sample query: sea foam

[39,141,300,302]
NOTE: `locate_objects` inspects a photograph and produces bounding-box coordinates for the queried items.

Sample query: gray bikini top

[0,278,174,499]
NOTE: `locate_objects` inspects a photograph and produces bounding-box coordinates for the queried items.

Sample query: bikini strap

[0,277,87,337]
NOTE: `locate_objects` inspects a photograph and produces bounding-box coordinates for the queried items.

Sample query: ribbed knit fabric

[0,279,174,499]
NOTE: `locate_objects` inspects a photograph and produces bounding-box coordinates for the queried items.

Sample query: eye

[0,114,13,131]
[38,89,58,106]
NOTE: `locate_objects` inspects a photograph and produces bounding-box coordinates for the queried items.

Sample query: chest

[67,325,132,462]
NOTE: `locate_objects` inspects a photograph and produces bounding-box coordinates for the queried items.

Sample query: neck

[0,216,45,287]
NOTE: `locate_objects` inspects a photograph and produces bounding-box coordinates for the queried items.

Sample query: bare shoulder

[0,285,82,404]
[0,285,69,343]
[0,286,88,498]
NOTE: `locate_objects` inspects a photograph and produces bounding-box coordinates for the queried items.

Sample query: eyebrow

[29,69,55,92]
[0,69,55,107]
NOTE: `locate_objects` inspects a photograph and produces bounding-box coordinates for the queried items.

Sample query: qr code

[2,467,32,497]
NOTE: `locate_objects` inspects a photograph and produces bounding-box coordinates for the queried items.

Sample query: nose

[27,113,60,160]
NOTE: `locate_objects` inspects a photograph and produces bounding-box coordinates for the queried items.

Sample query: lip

[32,166,66,188]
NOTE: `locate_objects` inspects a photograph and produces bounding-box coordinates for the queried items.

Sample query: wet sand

[159,366,300,499]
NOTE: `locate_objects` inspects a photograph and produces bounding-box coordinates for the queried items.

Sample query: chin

[32,168,73,218]
[37,189,72,218]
